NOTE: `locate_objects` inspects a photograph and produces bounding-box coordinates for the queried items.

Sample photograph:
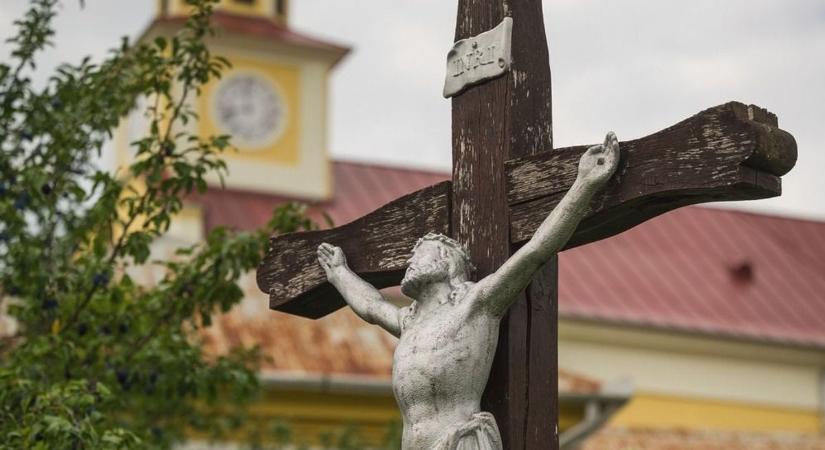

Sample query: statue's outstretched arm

[473,132,620,318]
[318,243,402,337]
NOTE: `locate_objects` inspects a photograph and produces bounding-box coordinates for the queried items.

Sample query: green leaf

[153,36,167,51]
[0,1,327,448]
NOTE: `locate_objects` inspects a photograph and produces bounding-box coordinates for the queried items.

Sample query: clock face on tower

[212,72,286,148]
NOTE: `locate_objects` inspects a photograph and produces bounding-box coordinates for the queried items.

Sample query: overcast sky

[1,1,823,219]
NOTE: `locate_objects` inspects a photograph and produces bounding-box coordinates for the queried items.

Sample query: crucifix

[257,1,796,449]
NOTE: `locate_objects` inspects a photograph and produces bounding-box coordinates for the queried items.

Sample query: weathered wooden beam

[256,181,450,318]
[449,0,558,446]
[258,102,796,319]
[507,101,796,248]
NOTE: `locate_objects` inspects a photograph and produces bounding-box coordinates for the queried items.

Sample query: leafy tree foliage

[0,1,319,448]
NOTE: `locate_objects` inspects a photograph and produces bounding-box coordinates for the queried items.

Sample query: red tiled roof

[560,207,825,348]
[193,160,825,349]
[145,12,349,64]
[200,284,397,378]
[558,369,601,395]
[193,160,448,232]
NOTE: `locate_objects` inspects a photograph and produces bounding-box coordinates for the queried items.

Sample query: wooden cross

[257,1,796,448]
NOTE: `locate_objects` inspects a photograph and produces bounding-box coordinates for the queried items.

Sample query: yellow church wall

[558,319,825,431]
[216,388,403,447]
[166,205,205,242]
[252,389,400,424]
[116,19,339,200]
[559,403,587,431]
[213,0,272,18]
[198,40,335,199]
[203,386,590,447]
[113,118,130,170]
[611,392,821,433]
[112,78,183,174]
[198,55,302,165]
[162,0,277,19]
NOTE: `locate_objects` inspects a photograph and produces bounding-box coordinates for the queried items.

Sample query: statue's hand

[317,243,348,280]
[577,131,620,188]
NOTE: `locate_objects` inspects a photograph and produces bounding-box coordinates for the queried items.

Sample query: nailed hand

[577,131,620,188]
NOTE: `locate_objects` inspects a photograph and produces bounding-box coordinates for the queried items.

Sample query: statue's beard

[401,259,450,298]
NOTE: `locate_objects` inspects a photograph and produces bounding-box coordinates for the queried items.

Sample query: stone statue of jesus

[317,133,620,449]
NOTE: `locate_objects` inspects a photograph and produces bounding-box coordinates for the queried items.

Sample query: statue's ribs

[257,101,797,318]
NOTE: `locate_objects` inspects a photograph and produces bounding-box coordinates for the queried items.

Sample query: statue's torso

[392,296,500,449]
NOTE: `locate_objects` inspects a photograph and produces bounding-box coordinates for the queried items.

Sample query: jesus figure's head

[400,233,475,298]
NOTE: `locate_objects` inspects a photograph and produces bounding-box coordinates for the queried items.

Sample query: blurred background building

[109,1,825,448]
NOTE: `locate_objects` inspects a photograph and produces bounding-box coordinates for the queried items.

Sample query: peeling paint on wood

[451,0,557,447]
[256,181,450,318]
[258,102,795,320]
[506,101,796,248]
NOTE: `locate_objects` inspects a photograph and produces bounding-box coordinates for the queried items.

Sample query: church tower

[116,0,349,200]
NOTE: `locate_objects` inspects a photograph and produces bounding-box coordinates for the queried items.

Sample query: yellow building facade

[117,0,348,200]
[562,321,825,449]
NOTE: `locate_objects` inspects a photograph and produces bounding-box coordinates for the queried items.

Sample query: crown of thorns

[412,232,476,275]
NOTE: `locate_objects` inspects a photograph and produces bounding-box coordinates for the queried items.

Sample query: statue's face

[401,241,450,298]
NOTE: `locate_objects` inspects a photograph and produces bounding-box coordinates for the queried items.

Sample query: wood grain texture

[525,260,558,448]
[451,0,558,448]
[506,101,796,248]
[256,181,450,318]
[258,102,796,321]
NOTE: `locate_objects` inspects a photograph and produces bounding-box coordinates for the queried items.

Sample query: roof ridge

[331,158,450,177]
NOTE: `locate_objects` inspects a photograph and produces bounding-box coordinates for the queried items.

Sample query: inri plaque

[443,17,513,98]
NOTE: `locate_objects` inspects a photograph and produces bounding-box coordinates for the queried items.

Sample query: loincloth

[432,412,502,450]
